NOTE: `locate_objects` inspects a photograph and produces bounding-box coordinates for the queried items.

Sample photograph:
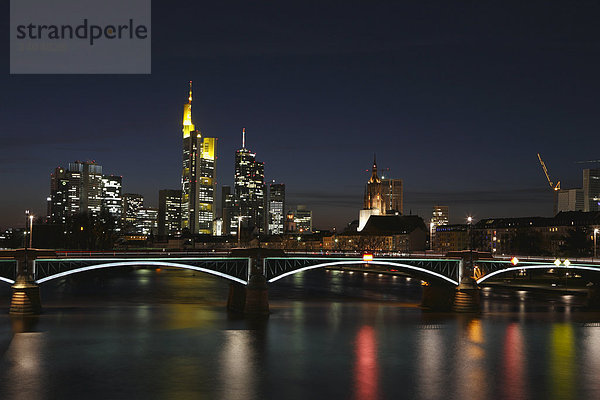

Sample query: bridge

[2,249,600,315]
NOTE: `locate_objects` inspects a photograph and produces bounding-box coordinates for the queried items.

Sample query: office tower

[381,178,403,214]
[158,189,182,237]
[268,183,285,235]
[557,189,584,212]
[48,161,108,223]
[101,175,123,220]
[135,207,158,236]
[49,166,70,224]
[431,205,449,226]
[233,128,266,233]
[71,161,103,216]
[294,205,312,234]
[221,186,235,235]
[122,193,144,233]
[583,169,600,212]
[181,81,217,235]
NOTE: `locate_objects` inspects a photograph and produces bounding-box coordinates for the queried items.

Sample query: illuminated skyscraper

[48,161,109,223]
[233,128,266,233]
[122,193,144,233]
[381,178,403,214]
[158,189,182,237]
[430,205,449,248]
[101,175,123,220]
[294,205,312,234]
[221,186,235,235]
[268,183,285,235]
[180,81,217,234]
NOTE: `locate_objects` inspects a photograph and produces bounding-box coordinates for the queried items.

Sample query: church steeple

[368,153,380,184]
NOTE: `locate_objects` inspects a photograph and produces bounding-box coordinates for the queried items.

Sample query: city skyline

[2,2,600,230]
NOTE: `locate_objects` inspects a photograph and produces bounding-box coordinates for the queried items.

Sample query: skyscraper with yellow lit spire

[181,81,217,234]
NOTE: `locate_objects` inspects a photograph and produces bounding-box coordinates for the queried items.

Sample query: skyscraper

[180,81,217,234]
[122,193,144,233]
[221,186,234,235]
[158,189,182,237]
[48,161,115,224]
[233,128,266,234]
[101,175,123,220]
[381,178,403,214]
[294,205,312,234]
[268,183,285,235]
[431,205,449,249]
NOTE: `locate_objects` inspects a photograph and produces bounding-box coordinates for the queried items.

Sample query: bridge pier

[453,277,480,313]
[227,274,270,316]
[421,283,455,311]
[451,251,481,313]
[227,248,273,316]
[9,249,49,315]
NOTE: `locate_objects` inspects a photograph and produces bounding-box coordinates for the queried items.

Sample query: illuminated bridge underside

[33,258,251,285]
[264,258,461,285]
[476,260,600,284]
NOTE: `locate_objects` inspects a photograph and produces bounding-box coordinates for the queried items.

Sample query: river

[0,267,598,399]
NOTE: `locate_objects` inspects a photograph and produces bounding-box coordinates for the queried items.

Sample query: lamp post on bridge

[594,228,599,260]
[24,210,30,250]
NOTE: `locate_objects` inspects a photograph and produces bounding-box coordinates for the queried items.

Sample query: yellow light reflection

[456,318,487,400]
[550,323,575,400]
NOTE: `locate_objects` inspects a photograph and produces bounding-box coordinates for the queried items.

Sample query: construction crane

[537,153,560,191]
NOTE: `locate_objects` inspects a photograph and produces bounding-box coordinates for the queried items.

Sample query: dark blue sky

[2,1,600,230]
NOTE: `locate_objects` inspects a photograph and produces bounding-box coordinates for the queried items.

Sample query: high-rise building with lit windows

[233,128,266,233]
[180,81,217,234]
[430,205,449,248]
[48,161,110,224]
[584,169,600,212]
[268,183,285,235]
[294,205,312,234]
[158,189,182,237]
[221,186,235,235]
[122,193,144,233]
[101,175,123,220]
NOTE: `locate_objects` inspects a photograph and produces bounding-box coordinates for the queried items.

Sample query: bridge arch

[267,260,459,286]
[35,260,248,285]
[477,263,600,284]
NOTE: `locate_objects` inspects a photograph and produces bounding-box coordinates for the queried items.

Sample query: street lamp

[24,210,30,250]
[29,214,34,248]
[594,228,599,259]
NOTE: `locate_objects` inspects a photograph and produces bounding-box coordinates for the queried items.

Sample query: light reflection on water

[0,268,597,399]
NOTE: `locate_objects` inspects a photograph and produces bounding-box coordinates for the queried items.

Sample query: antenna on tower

[242,127,246,149]
[188,81,192,104]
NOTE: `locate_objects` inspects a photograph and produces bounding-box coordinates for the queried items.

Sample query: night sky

[2,1,600,231]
